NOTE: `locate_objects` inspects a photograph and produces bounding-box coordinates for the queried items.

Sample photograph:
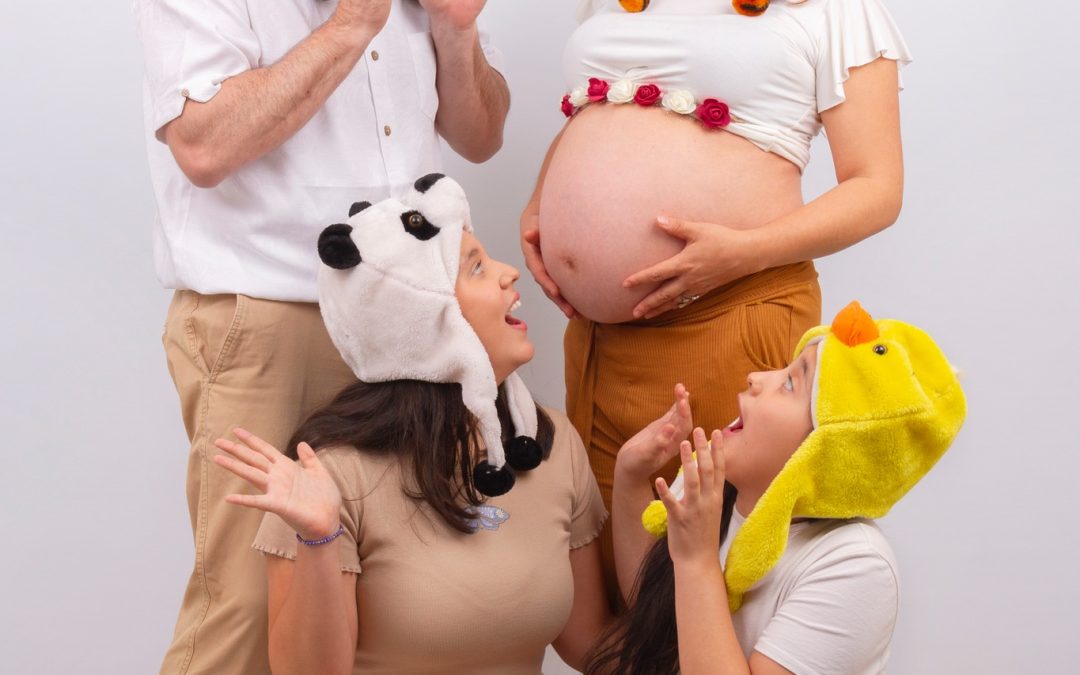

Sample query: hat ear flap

[349,201,372,217]
[318,224,362,270]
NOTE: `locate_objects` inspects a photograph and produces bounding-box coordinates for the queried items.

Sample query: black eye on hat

[400,210,440,241]
[318,223,362,270]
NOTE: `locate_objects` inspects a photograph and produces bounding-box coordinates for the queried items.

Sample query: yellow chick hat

[641,301,966,612]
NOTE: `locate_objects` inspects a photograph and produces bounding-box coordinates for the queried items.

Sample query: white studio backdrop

[1,1,1077,673]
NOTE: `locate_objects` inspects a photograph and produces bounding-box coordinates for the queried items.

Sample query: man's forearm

[430,23,509,163]
[164,19,377,187]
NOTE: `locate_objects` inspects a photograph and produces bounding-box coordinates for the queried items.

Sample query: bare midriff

[539,104,805,324]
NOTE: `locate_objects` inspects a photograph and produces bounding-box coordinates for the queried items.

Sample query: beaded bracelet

[296,524,345,546]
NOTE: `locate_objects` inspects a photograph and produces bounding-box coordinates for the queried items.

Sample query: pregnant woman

[519,0,911,591]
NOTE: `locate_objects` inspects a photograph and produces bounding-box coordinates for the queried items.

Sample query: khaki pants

[159,291,356,675]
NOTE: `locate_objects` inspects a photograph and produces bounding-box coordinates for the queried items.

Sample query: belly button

[560,255,576,271]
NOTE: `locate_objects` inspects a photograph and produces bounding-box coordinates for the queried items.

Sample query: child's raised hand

[617,383,694,480]
[213,428,342,541]
[656,427,725,567]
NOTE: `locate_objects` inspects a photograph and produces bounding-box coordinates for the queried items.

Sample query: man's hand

[419,0,487,32]
[330,0,393,36]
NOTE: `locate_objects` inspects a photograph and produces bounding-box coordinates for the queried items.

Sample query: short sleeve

[814,0,913,112]
[566,418,608,549]
[250,449,364,574]
[133,0,261,136]
[752,531,900,674]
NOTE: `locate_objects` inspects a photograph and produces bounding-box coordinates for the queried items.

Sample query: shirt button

[180,88,189,98]
[371,50,380,61]
[384,125,392,136]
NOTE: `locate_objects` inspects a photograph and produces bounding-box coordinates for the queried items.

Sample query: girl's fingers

[214,437,270,471]
[212,454,268,491]
[679,440,699,504]
[711,429,726,488]
[233,428,281,463]
[693,427,714,492]
[224,492,273,512]
[296,442,320,469]
[656,477,679,513]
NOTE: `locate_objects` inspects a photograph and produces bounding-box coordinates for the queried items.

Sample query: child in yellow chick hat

[584,301,966,675]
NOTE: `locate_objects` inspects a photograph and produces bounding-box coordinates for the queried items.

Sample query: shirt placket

[364,34,399,188]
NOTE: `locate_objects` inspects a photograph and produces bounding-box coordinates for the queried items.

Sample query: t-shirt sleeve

[565,417,608,549]
[814,0,913,112]
[250,449,364,574]
[133,0,261,137]
[751,529,900,674]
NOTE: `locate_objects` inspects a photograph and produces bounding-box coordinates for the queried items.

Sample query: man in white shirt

[134,2,509,673]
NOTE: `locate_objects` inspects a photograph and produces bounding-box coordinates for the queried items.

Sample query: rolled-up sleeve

[133,0,261,137]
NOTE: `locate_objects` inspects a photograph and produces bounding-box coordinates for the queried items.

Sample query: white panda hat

[316,173,541,497]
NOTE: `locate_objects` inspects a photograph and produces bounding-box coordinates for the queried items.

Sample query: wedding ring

[676,293,701,309]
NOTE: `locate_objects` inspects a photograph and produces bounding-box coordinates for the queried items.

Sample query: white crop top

[566,0,911,169]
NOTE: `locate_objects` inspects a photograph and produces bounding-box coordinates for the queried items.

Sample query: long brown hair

[288,379,554,534]
[584,482,739,675]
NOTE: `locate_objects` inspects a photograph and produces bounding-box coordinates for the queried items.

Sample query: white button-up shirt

[134,0,504,301]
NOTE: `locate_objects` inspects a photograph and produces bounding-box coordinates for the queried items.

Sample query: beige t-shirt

[252,407,607,674]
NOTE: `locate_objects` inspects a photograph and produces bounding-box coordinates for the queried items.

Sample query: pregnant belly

[539,104,802,324]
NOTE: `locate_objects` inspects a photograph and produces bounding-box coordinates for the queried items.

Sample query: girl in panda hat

[213,175,611,674]
[586,301,966,674]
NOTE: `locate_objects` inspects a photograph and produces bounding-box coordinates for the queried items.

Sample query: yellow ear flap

[618,0,650,12]
[732,0,770,17]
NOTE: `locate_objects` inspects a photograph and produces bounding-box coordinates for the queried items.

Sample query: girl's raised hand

[617,383,693,480]
[213,428,342,541]
[656,427,726,567]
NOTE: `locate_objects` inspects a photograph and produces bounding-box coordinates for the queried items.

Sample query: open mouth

[726,416,744,433]
[505,298,525,328]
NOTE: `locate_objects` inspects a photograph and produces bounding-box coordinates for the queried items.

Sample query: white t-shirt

[133,0,504,302]
[720,508,901,674]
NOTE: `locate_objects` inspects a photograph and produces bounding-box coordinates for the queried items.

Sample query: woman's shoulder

[539,405,586,458]
[314,444,400,500]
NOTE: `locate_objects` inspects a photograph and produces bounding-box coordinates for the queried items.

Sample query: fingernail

[658,215,669,225]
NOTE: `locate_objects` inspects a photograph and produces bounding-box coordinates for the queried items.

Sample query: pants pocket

[738,300,794,372]
[184,294,248,379]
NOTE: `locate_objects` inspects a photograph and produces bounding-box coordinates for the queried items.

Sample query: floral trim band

[561,78,735,129]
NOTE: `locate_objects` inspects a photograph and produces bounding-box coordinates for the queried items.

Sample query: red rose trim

[695,98,731,128]
[634,83,661,107]
[560,80,737,132]
[561,94,574,118]
[587,77,610,102]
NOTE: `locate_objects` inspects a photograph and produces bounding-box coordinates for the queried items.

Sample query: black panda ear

[318,224,362,270]
[413,173,445,194]
[349,201,372,217]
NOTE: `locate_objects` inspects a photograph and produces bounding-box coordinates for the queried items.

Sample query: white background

[1,1,1078,673]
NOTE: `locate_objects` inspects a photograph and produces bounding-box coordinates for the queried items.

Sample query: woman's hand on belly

[623,214,758,320]
[520,209,577,319]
